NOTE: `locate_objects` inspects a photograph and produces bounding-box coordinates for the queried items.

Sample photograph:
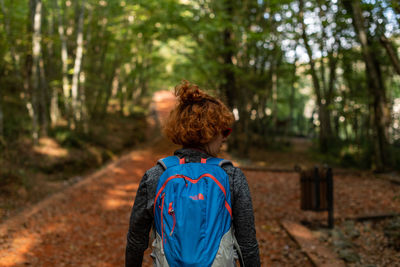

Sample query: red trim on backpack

[225,202,232,217]
[160,194,165,247]
[179,157,185,164]
[198,173,227,196]
[201,158,207,164]
[153,174,232,218]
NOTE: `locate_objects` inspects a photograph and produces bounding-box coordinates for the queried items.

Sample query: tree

[70,0,85,130]
[299,0,336,152]
[342,0,391,170]
[30,0,43,143]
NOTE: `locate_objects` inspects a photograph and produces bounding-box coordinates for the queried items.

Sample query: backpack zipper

[160,193,166,247]
[168,202,176,236]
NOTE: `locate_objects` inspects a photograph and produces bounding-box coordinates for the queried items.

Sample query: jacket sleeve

[125,172,153,267]
[231,167,261,267]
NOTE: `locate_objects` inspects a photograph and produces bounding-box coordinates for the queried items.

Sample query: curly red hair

[163,81,234,147]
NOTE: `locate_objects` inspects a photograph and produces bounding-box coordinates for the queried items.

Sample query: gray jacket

[125,148,260,267]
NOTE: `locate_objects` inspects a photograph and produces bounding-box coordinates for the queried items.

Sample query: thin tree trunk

[271,69,278,128]
[91,36,110,116]
[317,0,329,93]
[101,63,119,116]
[380,35,400,75]
[221,0,236,110]
[0,87,3,138]
[39,55,48,136]
[353,111,359,143]
[288,51,298,136]
[79,74,89,134]
[50,89,60,126]
[325,44,340,140]
[30,0,43,144]
[221,0,244,153]
[47,0,60,126]
[70,0,85,129]
[344,0,390,170]
[319,1,339,143]
[55,0,71,121]
[299,0,331,152]
[272,52,283,130]
[119,84,126,116]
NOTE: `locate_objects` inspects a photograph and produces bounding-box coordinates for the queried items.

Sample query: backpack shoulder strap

[205,157,233,167]
[157,156,181,170]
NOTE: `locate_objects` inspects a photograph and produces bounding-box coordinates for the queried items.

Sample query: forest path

[0,91,306,266]
[0,91,179,267]
[0,91,399,266]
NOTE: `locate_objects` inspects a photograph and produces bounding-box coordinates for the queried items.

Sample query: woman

[125,81,260,266]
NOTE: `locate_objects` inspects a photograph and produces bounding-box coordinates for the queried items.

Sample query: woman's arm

[125,173,153,267]
[231,167,261,267]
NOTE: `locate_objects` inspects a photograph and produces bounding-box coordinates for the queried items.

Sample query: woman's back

[125,81,260,267]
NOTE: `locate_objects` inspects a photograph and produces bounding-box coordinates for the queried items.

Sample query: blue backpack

[152,156,236,267]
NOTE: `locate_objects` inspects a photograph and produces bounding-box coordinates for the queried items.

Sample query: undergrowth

[0,112,147,203]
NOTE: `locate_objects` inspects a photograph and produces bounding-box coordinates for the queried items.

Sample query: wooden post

[314,166,320,210]
[327,167,334,228]
[299,166,334,228]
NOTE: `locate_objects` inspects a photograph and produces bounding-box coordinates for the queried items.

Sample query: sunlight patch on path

[0,232,38,266]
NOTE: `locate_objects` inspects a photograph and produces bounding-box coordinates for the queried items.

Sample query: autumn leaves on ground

[1,91,399,266]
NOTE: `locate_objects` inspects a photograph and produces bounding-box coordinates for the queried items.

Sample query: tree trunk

[48,0,60,126]
[79,76,89,134]
[70,0,85,129]
[50,88,60,127]
[271,68,278,129]
[325,46,340,140]
[344,0,391,170]
[0,88,3,138]
[221,0,236,110]
[271,52,283,132]
[288,51,298,136]
[101,62,119,116]
[56,0,71,120]
[39,55,48,136]
[91,38,110,117]
[380,35,400,75]
[30,0,43,144]
[299,0,331,152]
[119,84,126,116]
[221,0,246,153]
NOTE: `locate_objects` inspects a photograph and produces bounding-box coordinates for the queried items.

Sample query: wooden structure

[299,166,334,228]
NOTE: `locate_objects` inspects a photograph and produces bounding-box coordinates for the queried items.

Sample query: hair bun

[175,80,207,105]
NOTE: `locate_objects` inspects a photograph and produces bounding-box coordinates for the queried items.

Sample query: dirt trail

[1,91,399,266]
[0,91,178,267]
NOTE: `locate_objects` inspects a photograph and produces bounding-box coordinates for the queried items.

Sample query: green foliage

[1,85,30,141]
[51,127,87,148]
[0,0,399,170]
[391,144,400,168]
[339,143,373,169]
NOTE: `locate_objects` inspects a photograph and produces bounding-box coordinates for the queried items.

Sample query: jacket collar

[174,147,211,162]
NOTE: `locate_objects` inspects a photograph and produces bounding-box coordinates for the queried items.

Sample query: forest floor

[0,111,147,224]
[0,91,400,266]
